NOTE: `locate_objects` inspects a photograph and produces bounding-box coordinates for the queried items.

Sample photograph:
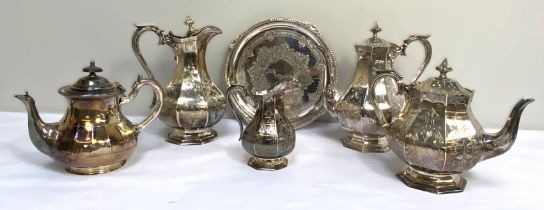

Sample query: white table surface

[1,112,543,210]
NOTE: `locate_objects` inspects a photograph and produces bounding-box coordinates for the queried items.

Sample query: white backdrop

[0,0,542,129]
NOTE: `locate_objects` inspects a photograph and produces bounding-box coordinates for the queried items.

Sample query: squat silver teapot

[370,59,534,194]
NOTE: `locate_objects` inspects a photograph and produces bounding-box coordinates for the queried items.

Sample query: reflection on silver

[326,24,432,153]
[226,18,337,129]
[227,81,300,170]
[132,16,226,145]
[370,59,534,194]
[14,61,163,175]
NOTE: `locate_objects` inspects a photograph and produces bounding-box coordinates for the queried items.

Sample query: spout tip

[14,91,31,100]
[202,25,223,35]
[519,98,535,108]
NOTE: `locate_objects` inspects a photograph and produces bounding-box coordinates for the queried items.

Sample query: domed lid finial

[436,58,453,79]
[59,60,121,97]
[185,16,195,33]
[371,23,382,38]
[82,60,103,75]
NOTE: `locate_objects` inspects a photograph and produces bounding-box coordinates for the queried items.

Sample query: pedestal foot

[341,132,389,153]
[397,166,467,194]
[248,157,288,170]
[65,160,127,175]
[167,128,217,145]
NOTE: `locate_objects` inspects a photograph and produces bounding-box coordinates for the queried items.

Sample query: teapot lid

[412,59,473,104]
[358,24,393,48]
[58,61,123,98]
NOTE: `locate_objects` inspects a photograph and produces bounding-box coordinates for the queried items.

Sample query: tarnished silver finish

[14,61,163,175]
[225,18,337,129]
[132,16,226,145]
[326,24,432,153]
[227,81,300,170]
[370,59,534,194]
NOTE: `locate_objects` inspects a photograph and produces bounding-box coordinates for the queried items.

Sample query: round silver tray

[225,18,337,129]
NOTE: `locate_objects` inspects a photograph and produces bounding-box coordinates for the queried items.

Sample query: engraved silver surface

[14,61,163,175]
[227,82,298,170]
[326,24,432,152]
[225,18,337,129]
[370,59,534,194]
[132,17,226,145]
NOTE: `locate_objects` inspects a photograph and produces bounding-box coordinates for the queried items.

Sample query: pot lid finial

[371,23,382,38]
[436,58,453,79]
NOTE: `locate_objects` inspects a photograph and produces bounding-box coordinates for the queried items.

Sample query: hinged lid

[59,61,123,98]
[412,59,473,104]
[357,24,393,48]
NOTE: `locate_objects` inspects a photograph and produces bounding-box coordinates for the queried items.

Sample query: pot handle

[132,24,174,107]
[400,35,432,84]
[132,24,176,79]
[120,75,164,132]
[226,85,251,141]
[369,72,404,126]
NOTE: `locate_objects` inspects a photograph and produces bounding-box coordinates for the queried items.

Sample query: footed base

[65,160,127,175]
[248,157,288,170]
[341,132,389,153]
[167,128,217,145]
[397,166,467,194]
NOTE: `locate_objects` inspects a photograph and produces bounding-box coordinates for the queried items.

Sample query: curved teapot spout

[14,92,59,157]
[482,98,534,160]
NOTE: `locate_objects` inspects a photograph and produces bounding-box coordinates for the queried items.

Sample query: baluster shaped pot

[14,61,163,175]
[326,24,432,153]
[226,82,300,170]
[132,16,226,145]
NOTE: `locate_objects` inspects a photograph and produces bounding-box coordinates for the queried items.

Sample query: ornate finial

[83,60,103,74]
[436,58,453,79]
[185,16,195,32]
[371,23,382,38]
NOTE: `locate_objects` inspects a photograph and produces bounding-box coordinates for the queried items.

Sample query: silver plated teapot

[15,61,163,175]
[132,16,226,145]
[327,24,432,153]
[227,81,300,170]
[370,59,534,194]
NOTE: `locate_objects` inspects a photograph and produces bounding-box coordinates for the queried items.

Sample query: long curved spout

[197,26,222,52]
[14,92,59,157]
[482,98,534,160]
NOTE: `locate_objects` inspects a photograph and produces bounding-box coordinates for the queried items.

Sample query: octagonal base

[166,128,217,145]
[341,132,389,153]
[397,166,467,194]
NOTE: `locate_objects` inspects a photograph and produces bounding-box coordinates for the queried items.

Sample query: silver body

[326,25,432,153]
[132,17,226,145]
[227,83,299,170]
[370,59,534,194]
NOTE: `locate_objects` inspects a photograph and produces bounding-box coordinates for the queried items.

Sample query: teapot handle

[226,85,252,141]
[369,72,405,126]
[120,75,164,132]
[400,35,432,84]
